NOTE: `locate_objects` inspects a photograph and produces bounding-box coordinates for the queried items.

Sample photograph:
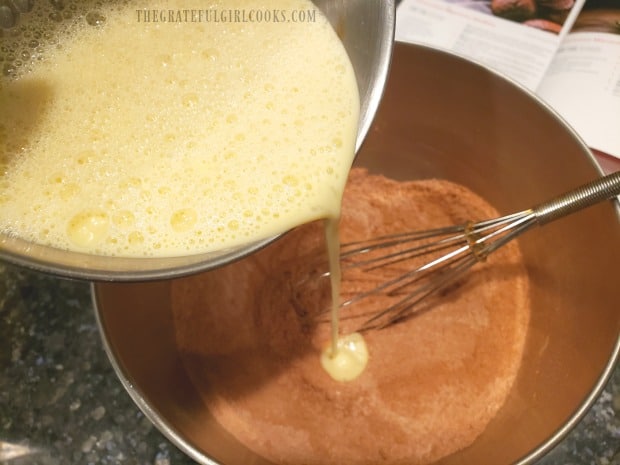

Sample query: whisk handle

[533,171,620,225]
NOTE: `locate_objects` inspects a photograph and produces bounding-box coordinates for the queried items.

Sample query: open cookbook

[396,0,620,159]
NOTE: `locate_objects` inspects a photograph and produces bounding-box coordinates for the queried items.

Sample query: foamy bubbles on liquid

[0,0,360,258]
[0,0,111,77]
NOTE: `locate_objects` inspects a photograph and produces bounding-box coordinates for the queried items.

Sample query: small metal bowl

[93,43,620,464]
[0,0,395,281]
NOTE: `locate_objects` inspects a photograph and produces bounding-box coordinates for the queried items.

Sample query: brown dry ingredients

[172,168,531,465]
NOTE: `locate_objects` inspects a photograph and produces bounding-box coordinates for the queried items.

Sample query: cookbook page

[396,0,584,90]
[536,1,620,158]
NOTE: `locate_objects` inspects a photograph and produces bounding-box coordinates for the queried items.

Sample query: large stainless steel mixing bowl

[0,0,395,281]
[93,43,620,464]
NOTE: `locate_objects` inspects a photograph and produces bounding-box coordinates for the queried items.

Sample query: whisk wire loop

[340,224,466,270]
[357,253,478,331]
[334,172,620,331]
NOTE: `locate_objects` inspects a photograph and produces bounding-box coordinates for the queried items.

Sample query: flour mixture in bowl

[171,168,531,465]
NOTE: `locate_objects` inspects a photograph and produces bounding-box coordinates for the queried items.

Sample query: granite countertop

[0,262,619,465]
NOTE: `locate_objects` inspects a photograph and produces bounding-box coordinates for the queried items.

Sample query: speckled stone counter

[0,263,618,465]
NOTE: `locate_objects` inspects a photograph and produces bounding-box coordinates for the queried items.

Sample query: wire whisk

[336,171,620,332]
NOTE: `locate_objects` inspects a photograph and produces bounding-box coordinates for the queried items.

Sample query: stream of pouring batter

[321,219,369,382]
[0,0,367,381]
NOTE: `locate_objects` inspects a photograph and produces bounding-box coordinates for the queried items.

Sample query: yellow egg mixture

[0,0,367,381]
[0,0,358,257]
